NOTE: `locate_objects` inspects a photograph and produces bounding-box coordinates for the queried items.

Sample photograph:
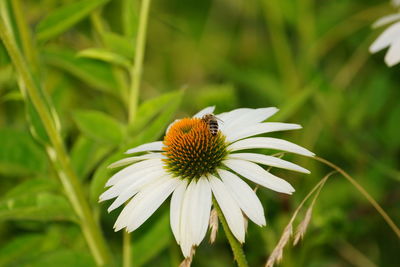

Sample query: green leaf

[77,48,131,69]
[0,234,44,266]
[132,212,171,267]
[30,250,96,267]
[130,90,184,146]
[0,179,76,222]
[0,128,48,176]
[43,48,120,94]
[71,135,113,180]
[72,110,125,145]
[130,90,183,134]
[36,0,110,42]
[102,31,135,59]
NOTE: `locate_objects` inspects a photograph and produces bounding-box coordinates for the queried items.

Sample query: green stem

[128,0,151,124]
[314,156,400,239]
[122,231,131,267]
[212,198,249,267]
[0,15,110,266]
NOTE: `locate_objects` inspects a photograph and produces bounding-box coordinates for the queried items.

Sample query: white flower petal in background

[224,158,295,194]
[372,13,400,28]
[193,106,215,118]
[228,137,315,157]
[218,169,266,226]
[228,153,310,174]
[209,175,245,243]
[170,180,188,244]
[107,153,165,169]
[370,20,400,67]
[125,141,164,154]
[385,38,400,66]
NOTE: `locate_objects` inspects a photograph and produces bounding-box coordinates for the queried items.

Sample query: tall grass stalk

[0,8,110,266]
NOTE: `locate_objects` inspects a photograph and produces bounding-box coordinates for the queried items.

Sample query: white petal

[106,169,167,212]
[372,13,400,28]
[228,137,315,157]
[385,38,400,66]
[370,21,400,53]
[105,158,163,187]
[193,106,216,118]
[125,141,164,154]
[180,180,197,257]
[124,176,180,232]
[218,169,266,226]
[209,175,245,243]
[226,122,301,143]
[228,153,310,174]
[107,153,165,169]
[224,159,295,194]
[191,177,212,244]
[220,108,278,134]
[170,179,188,244]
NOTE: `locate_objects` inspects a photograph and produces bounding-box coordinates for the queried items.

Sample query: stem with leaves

[212,198,249,267]
[0,9,110,267]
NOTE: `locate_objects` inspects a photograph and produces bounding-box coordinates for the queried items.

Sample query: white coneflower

[100,107,314,257]
[370,5,400,67]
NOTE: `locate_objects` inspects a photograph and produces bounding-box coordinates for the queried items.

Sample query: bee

[202,114,222,136]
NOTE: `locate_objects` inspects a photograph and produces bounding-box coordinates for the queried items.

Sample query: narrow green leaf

[4,178,58,199]
[102,31,135,59]
[77,48,131,69]
[36,0,110,42]
[130,90,183,134]
[73,110,125,145]
[71,135,113,180]
[0,234,44,267]
[0,128,48,176]
[43,48,120,94]
[132,212,171,267]
[0,191,77,222]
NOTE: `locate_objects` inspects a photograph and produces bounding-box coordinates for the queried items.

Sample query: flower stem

[123,231,131,267]
[0,14,110,266]
[128,0,152,124]
[314,156,400,239]
[212,198,249,267]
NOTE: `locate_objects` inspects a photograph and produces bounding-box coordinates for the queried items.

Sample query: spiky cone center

[163,118,227,180]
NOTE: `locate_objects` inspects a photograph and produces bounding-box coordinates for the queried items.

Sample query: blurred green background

[0,0,399,266]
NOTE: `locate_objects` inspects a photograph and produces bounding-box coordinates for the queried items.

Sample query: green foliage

[36,0,110,42]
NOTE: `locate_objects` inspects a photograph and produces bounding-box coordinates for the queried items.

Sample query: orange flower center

[163,118,227,179]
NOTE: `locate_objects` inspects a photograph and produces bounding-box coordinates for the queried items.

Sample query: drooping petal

[209,175,245,243]
[107,168,168,212]
[191,177,212,244]
[217,169,266,226]
[228,153,310,174]
[224,159,295,194]
[123,176,180,232]
[226,122,301,143]
[170,179,188,244]
[370,21,400,53]
[125,141,164,154]
[227,137,315,157]
[105,158,163,187]
[108,153,165,169]
[180,180,197,257]
[193,106,216,118]
[385,38,400,66]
